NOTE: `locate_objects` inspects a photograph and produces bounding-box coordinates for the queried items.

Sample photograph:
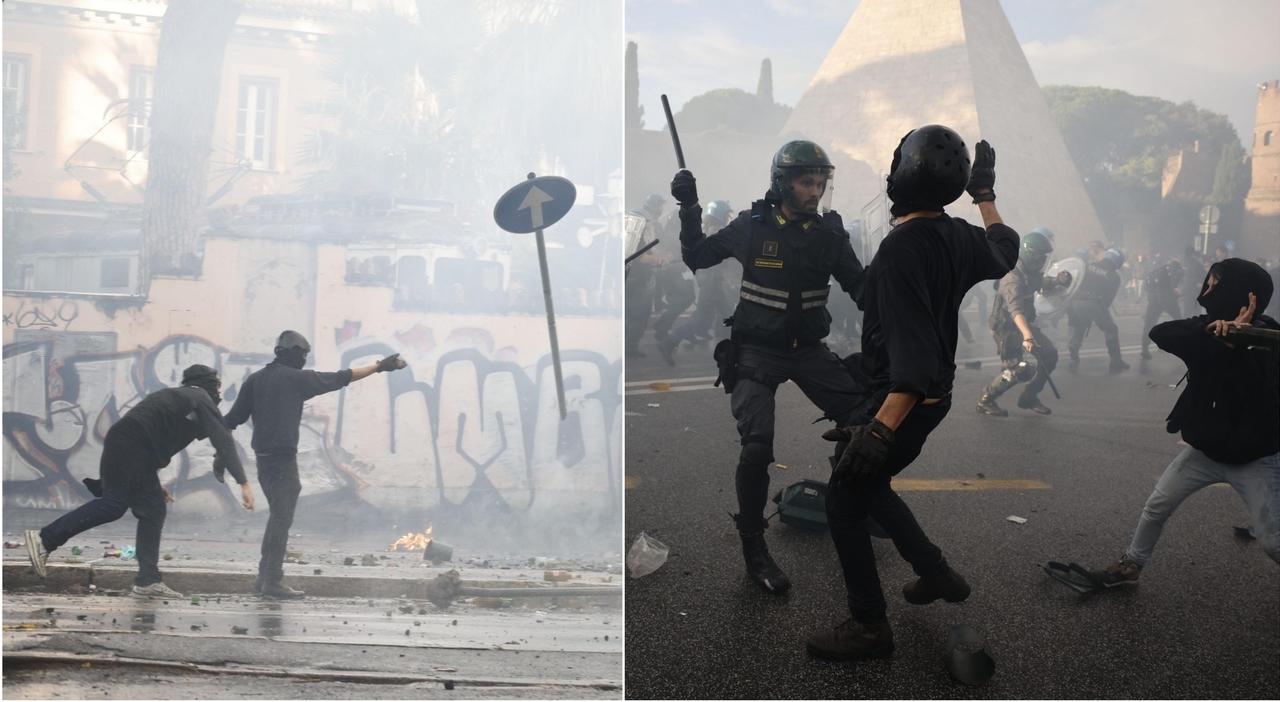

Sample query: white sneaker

[131,581,183,599]
[25,530,48,578]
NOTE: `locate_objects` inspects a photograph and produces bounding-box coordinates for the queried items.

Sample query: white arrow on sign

[519,185,554,229]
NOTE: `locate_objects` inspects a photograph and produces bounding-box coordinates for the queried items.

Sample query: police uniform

[1066,258,1125,369]
[680,200,865,533]
[982,261,1059,410]
[1142,263,1182,358]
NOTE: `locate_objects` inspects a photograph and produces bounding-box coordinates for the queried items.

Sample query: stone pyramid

[783,0,1104,247]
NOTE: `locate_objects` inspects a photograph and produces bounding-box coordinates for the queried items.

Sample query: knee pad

[739,440,774,467]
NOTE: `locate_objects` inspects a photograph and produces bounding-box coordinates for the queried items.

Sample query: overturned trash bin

[423,540,454,564]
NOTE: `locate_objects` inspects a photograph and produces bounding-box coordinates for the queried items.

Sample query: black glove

[967,140,996,203]
[212,455,227,484]
[82,477,103,498]
[376,353,406,373]
[670,170,698,208]
[822,418,896,491]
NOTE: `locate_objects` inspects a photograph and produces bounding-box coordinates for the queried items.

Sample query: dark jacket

[224,362,352,456]
[109,385,247,484]
[860,214,1019,397]
[990,260,1043,330]
[1075,260,1121,304]
[679,199,863,347]
[1155,259,1279,464]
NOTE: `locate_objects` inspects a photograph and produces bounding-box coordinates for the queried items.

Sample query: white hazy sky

[626,0,1280,144]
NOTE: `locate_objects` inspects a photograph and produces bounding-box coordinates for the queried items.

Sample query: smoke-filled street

[623,304,1280,699]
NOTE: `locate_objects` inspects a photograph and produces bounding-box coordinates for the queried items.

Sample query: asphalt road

[623,304,1280,699]
[3,592,622,699]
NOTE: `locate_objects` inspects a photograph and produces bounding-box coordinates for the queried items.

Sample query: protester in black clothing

[224,331,407,599]
[671,140,864,595]
[1088,258,1279,586]
[1067,247,1129,372]
[1181,248,1207,318]
[26,365,252,599]
[806,126,1018,661]
[1141,260,1183,359]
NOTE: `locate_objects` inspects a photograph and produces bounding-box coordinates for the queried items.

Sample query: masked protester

[224,331,407,599]
[804,126,1018,661]
[1141,260,1184,360]
[977,229,1069,416]
[1067,247,1129,373]
[26,365,252,598]
[1089,259,1279,585]
[671,140,865,595]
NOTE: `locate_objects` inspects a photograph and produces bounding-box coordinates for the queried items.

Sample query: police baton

[1028,346,1061,400]
[661,94,685,169]
[625,239,660,266]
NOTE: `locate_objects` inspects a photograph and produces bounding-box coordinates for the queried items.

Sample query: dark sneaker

[976,397,1008,417]
[740,532,790,595]
[806,618,894,661]
[903,564,971,605]
[1017,396,1051,415]
[260,582,306,599]
[657,338,677,366]
[24,530,48,579]
[1109,359,1130,373]
[1090,555,1142,587]
[132,581,184,599]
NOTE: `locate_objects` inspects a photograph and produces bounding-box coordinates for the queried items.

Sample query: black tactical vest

[732,201,845,347]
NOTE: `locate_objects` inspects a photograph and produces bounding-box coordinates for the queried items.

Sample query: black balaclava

[181,364,222,404]
[275,347,307,370]
[1196,258,1274,321]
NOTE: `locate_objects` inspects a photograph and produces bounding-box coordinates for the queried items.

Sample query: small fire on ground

[389,525,433,551]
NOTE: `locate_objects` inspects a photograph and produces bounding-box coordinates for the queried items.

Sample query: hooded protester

[26,365,253,599]
[224,331,408,599]
[1090,258,1279,586]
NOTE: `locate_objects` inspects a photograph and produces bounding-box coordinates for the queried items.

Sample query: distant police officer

[977,230,1069,416]
[806,127,1019,661]
[671,141,865,594]
[1067,247,1129,373]
[624,204,665,358]
[1141,260,1184,360]
[659,199,737,365]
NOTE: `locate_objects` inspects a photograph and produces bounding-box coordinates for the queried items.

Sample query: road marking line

[892,479,1050,491]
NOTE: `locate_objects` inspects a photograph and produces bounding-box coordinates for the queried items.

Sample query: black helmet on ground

[885,125,971,217]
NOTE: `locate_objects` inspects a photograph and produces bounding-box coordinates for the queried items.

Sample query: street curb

[2,564,620,601]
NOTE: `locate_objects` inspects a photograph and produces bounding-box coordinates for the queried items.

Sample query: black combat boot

[975,389,1008,417]
[903,558,971,605]
[806,618,894,661]
[1017,393,1051,415]
[735,516,790,595]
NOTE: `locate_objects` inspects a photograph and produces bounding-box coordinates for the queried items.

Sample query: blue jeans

[1127,447,1280,566]
[40,433,168,586]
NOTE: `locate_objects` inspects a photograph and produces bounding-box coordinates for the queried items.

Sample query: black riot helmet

[274,330,311,369]
[885,125,971,217]
[769,140,834,214]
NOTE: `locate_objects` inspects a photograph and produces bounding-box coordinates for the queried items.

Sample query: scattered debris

[4,541,20,549]
[344,557,356,566]
[1006,515,1028,524]
[626,532,669,578]
[70,546,83,555]
[231,626,249,635]
[544,570,572,582]
[162,553,173,560]
[472,597,514,609]
[314,568,323,575]
[649,381,670,392]
[361,554,377,567]
[964,361,983,370]
[647,403,660,408]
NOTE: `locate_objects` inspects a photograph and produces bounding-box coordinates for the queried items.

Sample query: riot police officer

[1141,260,1183,359]
[670,141,865,594]
[659,200,736,365]
[977,230,1069,416]
[1067,247,1129,373]
[624,205,666,358]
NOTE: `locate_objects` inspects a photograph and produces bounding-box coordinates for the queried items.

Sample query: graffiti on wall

[2,330,622,519]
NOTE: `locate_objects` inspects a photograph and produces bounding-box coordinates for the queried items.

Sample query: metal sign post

[1198,205,1220,256]
[493,173,578,421]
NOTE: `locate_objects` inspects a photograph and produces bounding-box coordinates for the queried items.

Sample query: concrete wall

[2,237,622,526]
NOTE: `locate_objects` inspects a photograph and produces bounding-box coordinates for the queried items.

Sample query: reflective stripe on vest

[741,291,787,309]
[739,283,830,310]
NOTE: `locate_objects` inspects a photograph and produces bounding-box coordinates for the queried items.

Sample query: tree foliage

[1043,85,1244,243]
[674,87,791,136]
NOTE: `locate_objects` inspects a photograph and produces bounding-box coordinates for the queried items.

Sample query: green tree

[1043,85,1242,243]
[674,87,791,136]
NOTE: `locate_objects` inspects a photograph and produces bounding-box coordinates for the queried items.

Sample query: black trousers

[40,431,167,586]
[1143,296,1181,353]
[1067,299,1121,361]
[729,343,863,529]
[256,453,301,584]
[826,396,952,623]
[653,268,696,337]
